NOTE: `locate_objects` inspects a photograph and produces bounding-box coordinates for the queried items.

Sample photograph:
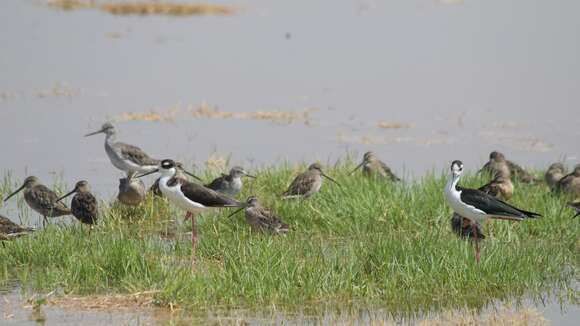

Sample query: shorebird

[282,163,340,199]
[555,164,580,197]
[137,159,243,266]
[229,196,289,235]
[478,171,514,201]
[568,202,580,218]
[4,176,71,227]
[0,214,34,240]
[149,162,202,197]
[85,122,160,178]
[205,166,256,197]
[545,163,567,190]
[445,160,540,262]
[480,151,534,183]
[57,180,98,226]
[350,151,400,182]
[117,175,146,206]
[450,213,485,240]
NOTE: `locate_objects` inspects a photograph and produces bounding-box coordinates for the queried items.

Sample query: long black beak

[136,169,159,178]
[84,128,104,137]
[244,172,257,179]
[349,162,364,175]
[56,188,77,203]
[322,173,341,186]
[3,184,25,202]
[180,169,203,182]
[226,206,245,218]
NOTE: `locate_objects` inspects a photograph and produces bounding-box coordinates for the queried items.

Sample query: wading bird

[137,159,243,267]
[480,151,534,183]
[205,166,256,197]
[545,162,567,190]
[117,175,146,206]
[478,171,514,201]
[350,151,400,182]
[555,164,580,197]
[0,214,34,240]
[445,160,540,263]
[57,180,98,226]
[4,176,71,227]
[568,202,580,218]
[229,196,289,235]
[85,122,160,178]
[149,162,202,197]
[450,213,485,240]
[282,163,340,199]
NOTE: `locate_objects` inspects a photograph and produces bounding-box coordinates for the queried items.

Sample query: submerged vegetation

[0,161,577,315]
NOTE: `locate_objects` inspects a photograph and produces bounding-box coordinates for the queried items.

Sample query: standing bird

[445,160,540,263]
[0,214,34,240]
[480,151,534,183]
[149,162,202,197]
[85,122,160,178]
[137,159,243,267]
[450,213,485,240]
[56,180,98,226]
[282,163,340,199]
[555,164,580,197]
[205,166,256,197]
[229,196,289,235]
[3,176,71,227]
[117,175,146,206]
[478,171,514,201]
[568,202,580,218]
[350,151,400,182]
[545,162,567,190]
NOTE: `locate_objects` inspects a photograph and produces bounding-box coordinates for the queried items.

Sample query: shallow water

[0,0,578,323]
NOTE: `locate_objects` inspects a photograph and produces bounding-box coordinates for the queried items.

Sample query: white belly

[159,177,207,213]
[445,185,487,223]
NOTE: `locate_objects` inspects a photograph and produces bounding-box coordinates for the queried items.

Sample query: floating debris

[36,82,80,99]
[191,103,316,125]
[117,109,179,122]
[45,1,237,17]
[377,122,414,129]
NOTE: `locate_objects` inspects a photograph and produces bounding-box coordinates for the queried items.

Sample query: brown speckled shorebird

[149,162,202,197]
[282,163,340,199]
[555,164,580,197]
[137,159,243,267]
[206,166,256,197]
[545,162,567,190]
[480,151,534,183]
[4,176,71,227]
[229,196,289,234]
[117,175,146,206]
[57,180,98,226]
[85,122,160,178]
[450,213,485,240]
[478,171,514,201]
[0,214,34,240]
[350,151,400,182]
[568,202,580,218]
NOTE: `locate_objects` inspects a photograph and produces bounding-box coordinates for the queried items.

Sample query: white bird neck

[446,173,460,194]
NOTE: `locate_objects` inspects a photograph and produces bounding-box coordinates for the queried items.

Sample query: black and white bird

[85,122,160,178]
[205,166,256,197]
[445,160,540,262]
[137,159,243,267]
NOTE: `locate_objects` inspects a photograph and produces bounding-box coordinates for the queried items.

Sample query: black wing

[180,182,240,208]
[459,187,540,219]
[205,174,229,191]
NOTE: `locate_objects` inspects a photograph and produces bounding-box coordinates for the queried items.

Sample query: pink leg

[472,224,480,263]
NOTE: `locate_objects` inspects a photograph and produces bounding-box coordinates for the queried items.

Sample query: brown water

[0,0,578,323]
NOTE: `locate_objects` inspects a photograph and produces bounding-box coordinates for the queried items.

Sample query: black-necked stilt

[545,162,567,190]
[478,171,514,201]
[450,213,485,240]
[555,164,580,197]
[56,180,98,226]
[117,176,146,206]
[568,202,580,218]
[4,176,71,227]
[350,151,400,182]
[205,166,256,197]
[480,151,534,183]
[282,163,340,199]
[445,160,540,262]
[0,214,34,240]
[229,196,289,235]
[85,122,160,178]
[137,159,243,267]
[149,162,203,197]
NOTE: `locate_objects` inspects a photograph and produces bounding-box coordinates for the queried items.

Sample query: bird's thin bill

[349,162,364,175]
[322,173,341,186]
[244,173,257,178]
[135,169,159,178]
[56,189,76,203]
[180,169,203,182]
[3,185,25,202]
[84,128,104,137]
[226,207,245,218]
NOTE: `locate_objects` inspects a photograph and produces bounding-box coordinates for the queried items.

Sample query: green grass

[0,161,578,315]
